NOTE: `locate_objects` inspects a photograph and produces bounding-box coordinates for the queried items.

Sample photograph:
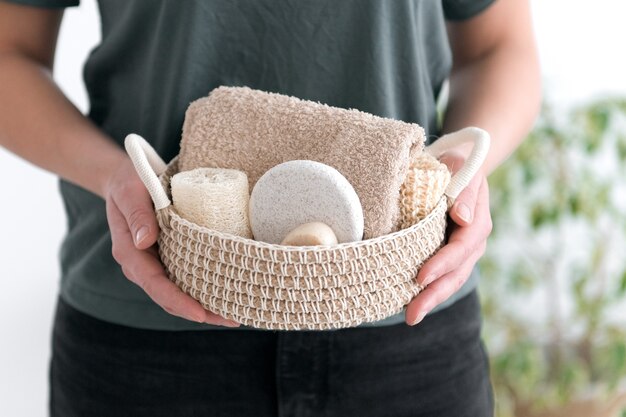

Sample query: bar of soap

[280,222,339,246]
[249,160,364,244]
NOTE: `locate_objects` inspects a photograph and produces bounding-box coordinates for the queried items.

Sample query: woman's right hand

[104,157,240,327]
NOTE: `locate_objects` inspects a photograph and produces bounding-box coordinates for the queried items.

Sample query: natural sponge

[399,153,451,229]
[171,168,252,238]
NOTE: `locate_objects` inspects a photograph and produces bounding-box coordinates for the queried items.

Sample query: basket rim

[158,156,448,252]
[159,194,448,254]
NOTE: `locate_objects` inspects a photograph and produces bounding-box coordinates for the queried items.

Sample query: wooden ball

[280,222,339,246]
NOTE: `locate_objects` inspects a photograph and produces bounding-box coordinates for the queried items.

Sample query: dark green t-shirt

[6,0,495,330]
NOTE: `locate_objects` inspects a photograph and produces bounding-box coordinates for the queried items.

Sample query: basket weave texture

[157,159,448,330]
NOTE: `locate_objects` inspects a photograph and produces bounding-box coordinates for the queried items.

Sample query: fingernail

[410,311,427,326]
[209,316,241,327]
[420,274,436,287]
[456,203,472,223]
[189,314,205,323]
[135,226,149,245]
[182,310,206,323]
[219,319,241,328]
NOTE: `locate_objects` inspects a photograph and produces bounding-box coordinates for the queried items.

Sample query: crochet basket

[125,127,489,330]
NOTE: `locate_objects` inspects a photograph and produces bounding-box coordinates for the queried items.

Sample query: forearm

[442,0,541,176]
[406,1,541,322]
[442,44,541,175]
[0,53,127,198]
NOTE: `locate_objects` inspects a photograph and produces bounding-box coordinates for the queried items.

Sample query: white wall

[533,0,626,106]
[0,1,99,415]
[0,1,625,415]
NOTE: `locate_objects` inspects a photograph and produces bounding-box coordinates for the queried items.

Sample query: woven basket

[125,127,489,330]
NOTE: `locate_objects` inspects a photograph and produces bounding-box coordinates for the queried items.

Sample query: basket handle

[425,127,490,203]
[124,133,171,210]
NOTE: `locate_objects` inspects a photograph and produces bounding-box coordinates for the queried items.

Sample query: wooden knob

[280,222,339,246]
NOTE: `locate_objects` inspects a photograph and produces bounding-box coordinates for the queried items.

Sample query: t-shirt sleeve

[1,0,79,8]
[442,0,497,21]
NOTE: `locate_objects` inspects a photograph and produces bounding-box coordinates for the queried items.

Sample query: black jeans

[50,290,493,417]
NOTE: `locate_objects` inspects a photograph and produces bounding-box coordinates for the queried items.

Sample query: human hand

[105,158,240,327]
[405,151,492,325]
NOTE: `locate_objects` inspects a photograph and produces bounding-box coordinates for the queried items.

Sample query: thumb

[113,180,160,250]
[449,174,482,227]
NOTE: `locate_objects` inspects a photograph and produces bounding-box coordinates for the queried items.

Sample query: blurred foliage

[480,98,626,416]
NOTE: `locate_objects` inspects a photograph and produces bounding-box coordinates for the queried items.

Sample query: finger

[112,172,160,250]
[121,243,240,327]
[438,152,465,174]
[107,197,157,263]
[122,251,240,328]
[108,199,239,327]
[406,253,479,326]
[107,197,151,269]
[416,182,491,287]
[204,311,242,327]
[416,239,478,287]
[448,174,484,227]
[108,199,202,321]
[126,256,239,327]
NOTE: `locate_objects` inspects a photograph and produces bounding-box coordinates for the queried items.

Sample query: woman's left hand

[405,151,492,325]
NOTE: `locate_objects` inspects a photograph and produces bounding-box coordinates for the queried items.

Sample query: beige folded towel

[178,86,425,239]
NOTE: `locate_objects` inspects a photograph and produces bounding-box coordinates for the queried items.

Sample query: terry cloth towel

[178,86,426,239]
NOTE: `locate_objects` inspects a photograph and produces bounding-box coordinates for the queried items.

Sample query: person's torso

[60,0,461,330]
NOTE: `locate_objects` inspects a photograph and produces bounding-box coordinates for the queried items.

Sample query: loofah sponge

[171,168,252,238]
[399,153,451,229]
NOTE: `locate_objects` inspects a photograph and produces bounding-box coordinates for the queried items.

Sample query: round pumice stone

[249,160,364,244]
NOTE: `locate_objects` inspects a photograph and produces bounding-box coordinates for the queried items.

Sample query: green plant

[480,99,626,416]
